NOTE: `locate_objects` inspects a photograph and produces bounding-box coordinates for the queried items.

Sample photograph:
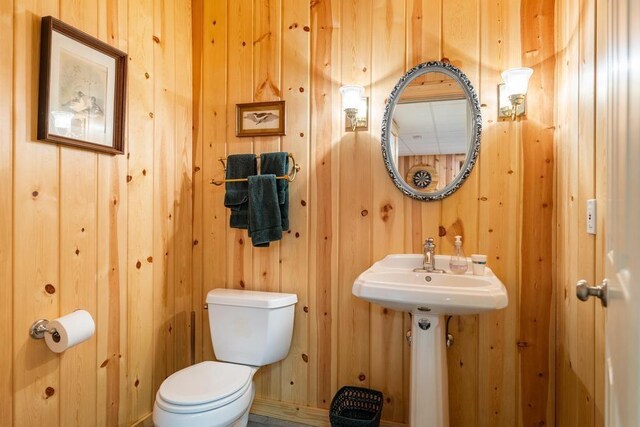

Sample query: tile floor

[247,414,312,426]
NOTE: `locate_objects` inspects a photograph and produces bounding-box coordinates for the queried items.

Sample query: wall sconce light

[340,85,368,132]
[498,67,533,120]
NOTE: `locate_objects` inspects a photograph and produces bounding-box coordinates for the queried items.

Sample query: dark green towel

[224,154,257,229]
[260,152,289,231]
[248,174,283,247]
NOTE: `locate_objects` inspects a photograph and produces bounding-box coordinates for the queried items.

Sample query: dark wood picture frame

[235,100,286,137]
[38,16,127,155]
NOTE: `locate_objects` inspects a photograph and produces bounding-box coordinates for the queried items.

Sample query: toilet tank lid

[206,289,298,308]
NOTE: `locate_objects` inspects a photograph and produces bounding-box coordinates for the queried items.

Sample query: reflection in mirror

[382,62,481,201]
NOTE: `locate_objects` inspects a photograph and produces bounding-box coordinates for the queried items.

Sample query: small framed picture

[236,100,286,137]
[38,16,127,155]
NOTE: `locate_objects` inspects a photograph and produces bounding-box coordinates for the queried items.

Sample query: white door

[604,0,640,424]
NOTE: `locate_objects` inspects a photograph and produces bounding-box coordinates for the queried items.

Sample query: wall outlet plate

[586,199,596,235]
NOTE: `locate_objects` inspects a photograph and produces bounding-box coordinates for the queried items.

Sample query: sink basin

[352,254,509,426]
[352,254,508,315]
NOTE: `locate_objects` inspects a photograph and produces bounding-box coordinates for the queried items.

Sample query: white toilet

[153,288,297,427]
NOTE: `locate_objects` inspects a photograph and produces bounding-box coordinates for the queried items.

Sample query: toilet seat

[155,361,253,414]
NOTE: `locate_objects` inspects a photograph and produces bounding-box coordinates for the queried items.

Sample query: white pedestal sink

[352,254,508,427]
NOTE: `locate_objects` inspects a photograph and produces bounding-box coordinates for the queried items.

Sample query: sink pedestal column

[410,314,448,427]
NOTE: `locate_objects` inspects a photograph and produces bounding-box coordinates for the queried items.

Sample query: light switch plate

[586,199,596,235]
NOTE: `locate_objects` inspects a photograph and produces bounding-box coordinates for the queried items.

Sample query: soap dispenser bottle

[449,235,468,274]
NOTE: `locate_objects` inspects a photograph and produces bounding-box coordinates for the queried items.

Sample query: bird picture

[244,111,279,126]
[236,101,285,137]
[61,90,105,117]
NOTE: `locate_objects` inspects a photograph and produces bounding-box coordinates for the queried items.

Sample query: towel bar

[210,153,300,186]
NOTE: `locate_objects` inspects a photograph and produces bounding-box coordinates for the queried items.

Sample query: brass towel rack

[210,153,301,186]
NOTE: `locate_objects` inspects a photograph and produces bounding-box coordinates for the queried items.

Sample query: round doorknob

[576,279,608,307]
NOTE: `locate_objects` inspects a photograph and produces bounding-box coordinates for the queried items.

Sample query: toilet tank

[206,289,297,366]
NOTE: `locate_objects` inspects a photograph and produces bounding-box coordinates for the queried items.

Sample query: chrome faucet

[423,237,436,272]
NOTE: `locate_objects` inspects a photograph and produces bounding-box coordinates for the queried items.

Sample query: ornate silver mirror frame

[381,61,482,201]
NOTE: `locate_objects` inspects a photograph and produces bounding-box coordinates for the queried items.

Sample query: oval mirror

[382,61,481,201]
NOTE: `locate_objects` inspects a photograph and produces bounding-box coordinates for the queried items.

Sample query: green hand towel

[260,152,289,231]
[248,174,283,247]
[224,154,257,229]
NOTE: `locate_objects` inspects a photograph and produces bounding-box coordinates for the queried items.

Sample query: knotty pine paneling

[192,0,556,425]
[555,0,606,425]
[520,0,556,425]
[1,0,193,425]
[0,0,13,422]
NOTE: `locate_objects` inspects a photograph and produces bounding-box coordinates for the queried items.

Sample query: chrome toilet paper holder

[30,319,61,342]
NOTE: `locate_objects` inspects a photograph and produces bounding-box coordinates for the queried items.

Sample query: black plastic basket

[329,386,384,427]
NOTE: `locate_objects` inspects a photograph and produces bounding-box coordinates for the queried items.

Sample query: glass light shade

[339,85,365,110]
[501,67,533,97]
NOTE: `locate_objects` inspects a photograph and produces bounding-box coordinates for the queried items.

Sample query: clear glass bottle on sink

[449,235,468,274]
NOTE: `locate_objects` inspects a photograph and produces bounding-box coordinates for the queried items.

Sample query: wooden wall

[192,0,556,425]
[555,0,607,425]
[0,0,193,426]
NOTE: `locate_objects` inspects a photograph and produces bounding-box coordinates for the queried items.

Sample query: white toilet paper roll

[44,310,95,353]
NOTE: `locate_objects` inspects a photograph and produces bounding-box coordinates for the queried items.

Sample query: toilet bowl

[153,289,297,427]
[153,361,257,427]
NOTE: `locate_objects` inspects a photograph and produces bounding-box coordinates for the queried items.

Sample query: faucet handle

[424,237,435,247]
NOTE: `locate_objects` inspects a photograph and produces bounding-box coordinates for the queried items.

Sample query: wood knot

[301,200,307,206]
[361,209,368,217]
[239,280,245,288]
[303,26,310,32]
[44,387,55,398]
[45,284,56,294]
[301,354,309,363]
[438,226,447,237]
[136,260,142,269]
[303,306,309,313]
[380,203,393,222]
[358,373,366,381]
[152,35,160,43]
[32,190,39,197]
[147,256,153,263]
